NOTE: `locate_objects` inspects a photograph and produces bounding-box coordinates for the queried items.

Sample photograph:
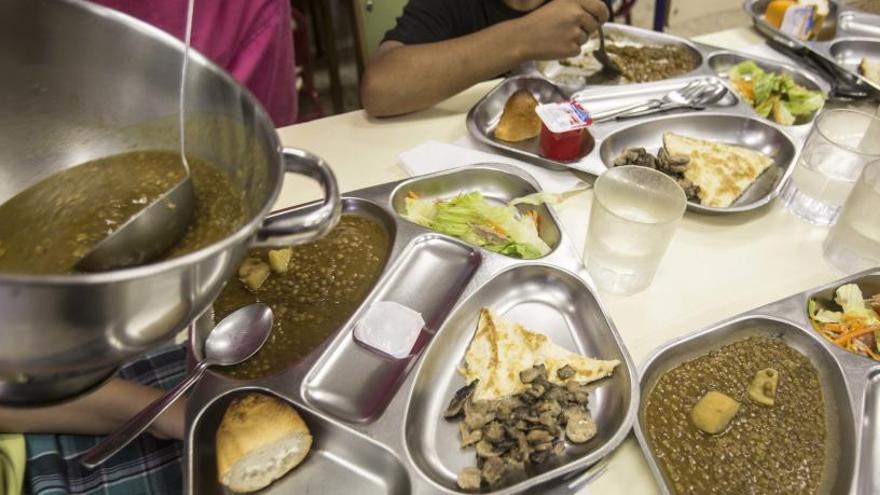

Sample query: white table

[273,27,849,494]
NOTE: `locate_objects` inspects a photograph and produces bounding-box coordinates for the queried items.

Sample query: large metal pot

[0,0,340,405]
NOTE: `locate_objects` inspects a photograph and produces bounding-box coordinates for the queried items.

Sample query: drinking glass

[823,159,880,273]
[584,166,687,295]
[781,109,880,225]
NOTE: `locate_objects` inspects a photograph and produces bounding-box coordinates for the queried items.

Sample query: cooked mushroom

[538,411,558,428]
[484,421,506,443]
[533,441,555,452]
[459,421,482,447]
[481,457,506,485]
[544,386,566,403]
[562,406,585,423]
[457,466,482,491]
[529,448,553,465]
[443,361,603,490]
[551,440,565,455]
[556,364,576,380]
[526,429,553,445]
[444,381,477,418]
[537,400,562,416]
[464,400,495,430]
[476,439,501,458]
[519,364,546,384]
[565,411,598,443]
[526,383,546,399]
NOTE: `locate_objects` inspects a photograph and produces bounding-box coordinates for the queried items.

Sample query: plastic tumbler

[584,165,687,295]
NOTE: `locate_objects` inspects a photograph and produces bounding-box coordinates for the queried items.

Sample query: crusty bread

[859,57,880,84]
[663,132,773,208]
[494,89,541,142]
[216,393,312,493]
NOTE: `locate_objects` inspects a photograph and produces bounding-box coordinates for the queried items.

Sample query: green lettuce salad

[402,189,581,259]
[729,61,826,126]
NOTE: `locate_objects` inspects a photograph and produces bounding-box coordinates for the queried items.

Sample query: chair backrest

[351,0,407,63]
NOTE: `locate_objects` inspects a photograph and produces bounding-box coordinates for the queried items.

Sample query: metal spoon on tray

[79,303,274,468]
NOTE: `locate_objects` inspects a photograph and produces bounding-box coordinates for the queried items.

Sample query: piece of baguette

[216,393,313,493]
[494,89,541,142]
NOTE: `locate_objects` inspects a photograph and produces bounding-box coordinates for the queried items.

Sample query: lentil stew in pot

[0,150,246,274]
[643,336,827,495]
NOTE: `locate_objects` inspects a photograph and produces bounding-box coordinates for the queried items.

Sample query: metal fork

[582,78,710,123]
[614,80,729,120]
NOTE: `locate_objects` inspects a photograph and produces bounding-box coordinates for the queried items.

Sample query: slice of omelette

[460,308,620,401]
[664,132,774,208]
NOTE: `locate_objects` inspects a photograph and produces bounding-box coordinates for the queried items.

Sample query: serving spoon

[75,177,195,272]
[76,0,197,272]
[79,303,274,468]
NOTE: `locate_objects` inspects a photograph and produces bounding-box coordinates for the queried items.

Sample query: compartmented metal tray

[468,32,829,213]
[184,163,638,494]
[746,0,880,96]
[526,23,705,92]
[634,268,880,495]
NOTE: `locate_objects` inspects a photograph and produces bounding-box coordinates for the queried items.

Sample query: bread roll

[494,89,541,142]
[216,393,312,493]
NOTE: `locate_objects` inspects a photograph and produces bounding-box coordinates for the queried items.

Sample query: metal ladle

[76,0,198,272]
[75,177,195,272]
[79,303,274,468]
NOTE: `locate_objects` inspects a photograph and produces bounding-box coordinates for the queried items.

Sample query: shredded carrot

[732,79,755,102]
[822,322,845,334]
[407,191,419,199]
[842,313,867,325]
[834,325,878,345]
[865,346,880,361]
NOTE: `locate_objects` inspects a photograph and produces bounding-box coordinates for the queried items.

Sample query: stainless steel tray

[525,23,706,93]
[468,33,829,213]
[745,0,880,96]
[184,163,639,494]
[634,268,880,495]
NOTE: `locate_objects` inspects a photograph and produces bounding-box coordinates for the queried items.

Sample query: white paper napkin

[398,138,586,192]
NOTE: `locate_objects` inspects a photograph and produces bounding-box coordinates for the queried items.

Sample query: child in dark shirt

[361,0,609,116]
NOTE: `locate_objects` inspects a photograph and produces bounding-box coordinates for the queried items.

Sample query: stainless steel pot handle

[253,147,342,247]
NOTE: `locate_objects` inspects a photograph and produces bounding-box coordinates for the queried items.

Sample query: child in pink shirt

[95,0,298,126]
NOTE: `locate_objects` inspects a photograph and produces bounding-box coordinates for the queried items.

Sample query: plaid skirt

[24,344,187,495]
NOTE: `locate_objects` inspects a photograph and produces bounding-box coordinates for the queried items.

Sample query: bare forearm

[361,20,529,117]
[0,378,185,440]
